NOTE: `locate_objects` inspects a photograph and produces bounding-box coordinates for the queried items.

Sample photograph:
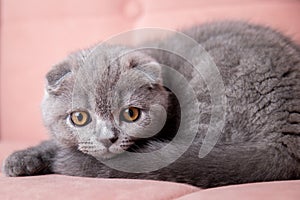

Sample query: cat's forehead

[73,45,152,117]
[75,45,127,87]
[82,45,124,72]
[75,44,156,90]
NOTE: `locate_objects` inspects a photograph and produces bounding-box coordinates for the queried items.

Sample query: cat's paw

[2,150,46,177]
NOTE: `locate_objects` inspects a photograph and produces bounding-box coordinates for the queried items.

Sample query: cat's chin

[91,152,119,161]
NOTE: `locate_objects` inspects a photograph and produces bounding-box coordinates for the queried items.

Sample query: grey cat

[2,21,300,188]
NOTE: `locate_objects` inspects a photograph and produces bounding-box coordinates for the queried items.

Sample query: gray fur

[2,21,300,188]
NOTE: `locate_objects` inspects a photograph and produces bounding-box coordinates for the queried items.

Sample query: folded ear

[122,51,163,85]
[135,61,163,85]
[45,60,73,95]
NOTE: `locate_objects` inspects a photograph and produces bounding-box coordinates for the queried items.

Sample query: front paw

[2,150,47,177]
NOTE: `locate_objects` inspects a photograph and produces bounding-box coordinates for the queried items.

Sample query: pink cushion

[0,175,299,199]
[0,175,200,200]
[177,180,300,200]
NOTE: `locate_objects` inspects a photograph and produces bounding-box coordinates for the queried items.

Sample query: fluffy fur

[2,21,300,188]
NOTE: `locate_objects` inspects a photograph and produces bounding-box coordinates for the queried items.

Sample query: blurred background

[0,0,300,146]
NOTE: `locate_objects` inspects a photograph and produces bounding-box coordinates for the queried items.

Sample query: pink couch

[1,0,300,199]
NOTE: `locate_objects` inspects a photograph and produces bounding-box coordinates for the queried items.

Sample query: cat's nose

[98,136,118,148]
[109,136,118,143]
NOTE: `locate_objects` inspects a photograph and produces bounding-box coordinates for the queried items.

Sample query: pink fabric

[177,181,300,200]
[0,175,299,199]
[0,175,200,200]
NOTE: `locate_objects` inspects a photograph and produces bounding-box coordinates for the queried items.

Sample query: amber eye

[121,107,140,123]
[70,111,91,127]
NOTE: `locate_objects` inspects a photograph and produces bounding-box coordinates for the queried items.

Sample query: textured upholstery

[0,175,299,200]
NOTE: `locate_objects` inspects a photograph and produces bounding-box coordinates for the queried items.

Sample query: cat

[2,21,300,188]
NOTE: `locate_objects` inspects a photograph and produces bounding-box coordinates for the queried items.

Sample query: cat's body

[3,21,300,188]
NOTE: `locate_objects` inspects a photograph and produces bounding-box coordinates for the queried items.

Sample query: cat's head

[41,44,169,160]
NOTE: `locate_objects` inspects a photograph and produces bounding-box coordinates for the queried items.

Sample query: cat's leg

[2,140,58,177]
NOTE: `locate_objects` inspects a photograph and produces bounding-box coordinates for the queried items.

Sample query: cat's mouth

[78,140,133,160]
[79,146,119,160]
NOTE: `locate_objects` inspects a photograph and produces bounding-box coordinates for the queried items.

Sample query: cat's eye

[121,107,140,123]
[70,111,91,127]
